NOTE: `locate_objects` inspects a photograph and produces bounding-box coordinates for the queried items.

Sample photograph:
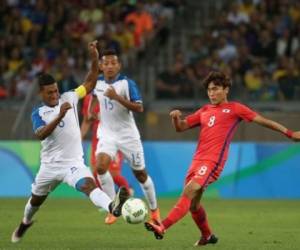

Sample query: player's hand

[59,102,72,118]
[170,110,182,119]
[291,131,300,142]
[88,40,99,60]
[104,86,118,100]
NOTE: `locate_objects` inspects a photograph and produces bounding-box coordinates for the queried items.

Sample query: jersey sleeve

[185,108,203,128]
[63,91,79,105]
[31,108,46,133]
[127,79,142,103]
[234,102,258,122]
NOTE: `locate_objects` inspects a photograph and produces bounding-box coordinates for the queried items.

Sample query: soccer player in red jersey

[81,94,131,224]
[145,71,300,246]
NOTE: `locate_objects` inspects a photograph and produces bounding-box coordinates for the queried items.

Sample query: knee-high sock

[162,195,191,230]
[139,176,157,210]
[89,188,111,212]
[191,204,212,239]
[97,171,116,199]
[23,198,39,224]
[112,174,130,191]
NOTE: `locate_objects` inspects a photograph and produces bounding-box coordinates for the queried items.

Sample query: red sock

[112,175,130,191]
[162,195,191,230]
[191,204,212,239]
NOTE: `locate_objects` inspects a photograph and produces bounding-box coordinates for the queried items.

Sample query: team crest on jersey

[95,88,104,92]
[43,110,54,115]
[222,109,231,113]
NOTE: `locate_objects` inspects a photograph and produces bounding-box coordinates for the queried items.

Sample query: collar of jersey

[99,74,123,84]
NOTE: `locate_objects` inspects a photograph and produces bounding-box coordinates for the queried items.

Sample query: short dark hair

[100,49,119,59]
[38,73,56,88]
[202,71,232,89]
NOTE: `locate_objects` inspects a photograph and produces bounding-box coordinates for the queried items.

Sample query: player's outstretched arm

[104,86,143,112]
[81,41,100,95]
[170,110,190,132]
[35,102,72,140]
[252,114,300,141]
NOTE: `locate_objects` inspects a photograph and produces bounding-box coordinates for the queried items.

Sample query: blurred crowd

[156,0,300,101]
[0,0,179,100]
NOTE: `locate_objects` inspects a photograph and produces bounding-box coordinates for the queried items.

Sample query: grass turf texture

[1,198,299,250]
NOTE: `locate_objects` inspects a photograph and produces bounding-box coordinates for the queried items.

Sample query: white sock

[89,188,111,212]
[139,176,157,210]
[23,198,39,224]
[97,172,116,199]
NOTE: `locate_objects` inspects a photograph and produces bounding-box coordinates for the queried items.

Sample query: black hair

[38,73,56,88]
[202,71,232,90]
[100,49,119,58]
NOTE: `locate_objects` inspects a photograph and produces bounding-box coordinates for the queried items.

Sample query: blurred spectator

[125,2,154,49]
[156,52,192,99]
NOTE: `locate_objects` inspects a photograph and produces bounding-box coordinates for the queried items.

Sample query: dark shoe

[144,219,165,240]
[194,234,218,246]
[11,221,34,243]
[109,186,130,217]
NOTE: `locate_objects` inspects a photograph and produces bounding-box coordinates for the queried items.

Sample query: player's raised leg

[145,180,200,240]
[77,177,129,216]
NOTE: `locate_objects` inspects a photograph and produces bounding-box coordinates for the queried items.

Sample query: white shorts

[95,137,145,171]
[31,162,93,196]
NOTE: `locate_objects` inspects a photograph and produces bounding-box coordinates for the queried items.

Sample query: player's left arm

[75,41,100,98]
[252,115,300,141]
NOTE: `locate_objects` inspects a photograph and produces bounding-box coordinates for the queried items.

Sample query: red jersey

[82,94,100,139]
[186,102,257,164]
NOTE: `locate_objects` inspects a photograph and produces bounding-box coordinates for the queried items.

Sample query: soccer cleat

[149,208,161,223]
[109,186,130,217]
[144,219,165,240]
[193,234,218,247]
[104,213,117,225]
[11,221,34,243]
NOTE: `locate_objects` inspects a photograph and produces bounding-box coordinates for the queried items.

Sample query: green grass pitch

[1,198,299,250]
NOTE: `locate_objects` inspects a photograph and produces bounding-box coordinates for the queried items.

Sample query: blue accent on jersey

[75,177,87,191]
[127,79,142,102]
[31,107,46,132]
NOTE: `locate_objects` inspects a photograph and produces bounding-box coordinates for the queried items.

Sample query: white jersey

[93,74,142,140]
[31,91,83,164]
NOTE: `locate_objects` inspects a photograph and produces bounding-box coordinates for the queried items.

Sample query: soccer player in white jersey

[91,49,160,224]
[11,42,129,243]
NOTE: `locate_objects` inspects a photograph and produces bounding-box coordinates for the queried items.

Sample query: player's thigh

[95,137,118,161]
[119,139,145,170]
[63,163,94,190]
[31,166,61,196]
[185,160,217,189]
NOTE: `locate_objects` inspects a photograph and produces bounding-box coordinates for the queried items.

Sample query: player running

[91,49,161,224]
[81,93,132,224]
[11,41,129,243]
[144,71,300,246]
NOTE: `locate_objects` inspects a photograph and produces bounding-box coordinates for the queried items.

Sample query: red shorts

[184,160,224,188]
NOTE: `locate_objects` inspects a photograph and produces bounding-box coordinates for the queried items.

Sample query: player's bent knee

[31,194,47,206]
[133,169,147,183]
[75,177,96,195]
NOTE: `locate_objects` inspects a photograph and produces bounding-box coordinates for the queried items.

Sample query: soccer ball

[122,198,148,224]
